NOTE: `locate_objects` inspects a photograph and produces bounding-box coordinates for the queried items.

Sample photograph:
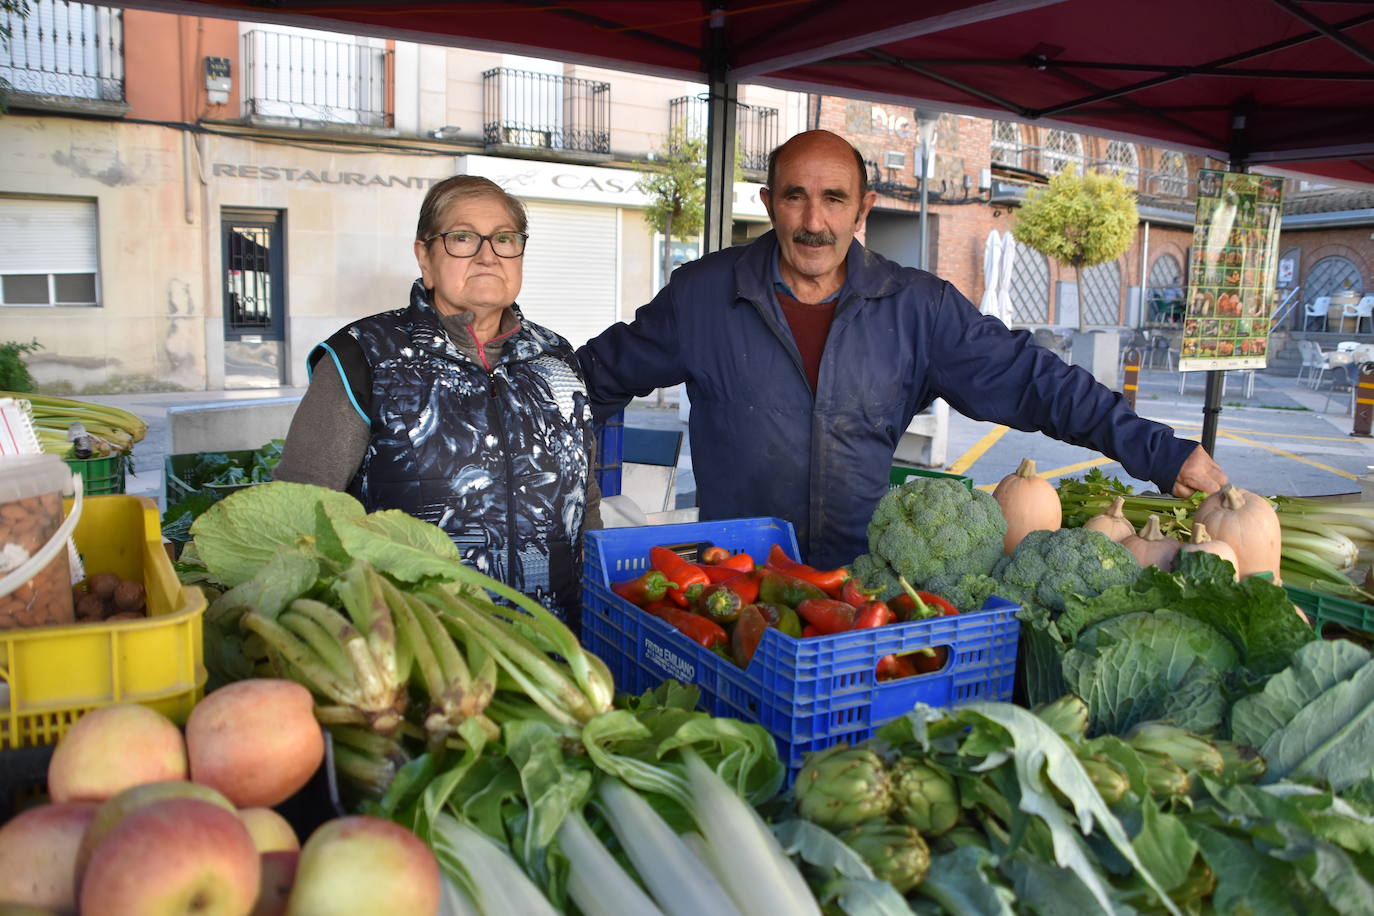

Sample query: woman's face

[414,194,524,318]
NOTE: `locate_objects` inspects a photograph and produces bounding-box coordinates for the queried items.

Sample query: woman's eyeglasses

[424,230,528,258]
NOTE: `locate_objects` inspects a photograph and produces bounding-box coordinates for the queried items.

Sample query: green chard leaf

[1189,823,1312,916]
[1130,799,1199,892]
[913,846,1016,916]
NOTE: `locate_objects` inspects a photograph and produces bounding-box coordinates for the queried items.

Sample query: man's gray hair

[765,138,870,197]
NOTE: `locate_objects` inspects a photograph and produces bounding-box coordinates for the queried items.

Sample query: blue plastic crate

[581,517,1020,780]
[594,411,624,498]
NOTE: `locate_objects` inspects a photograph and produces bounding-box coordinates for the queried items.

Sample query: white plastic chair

[1349,295,1374,335]
[1295,340,1318,386]
[1313,347,1353,391]
[1304,296,1332,331]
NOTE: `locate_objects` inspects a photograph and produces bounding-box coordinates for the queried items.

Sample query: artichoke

[794,746,893,829]
[1124,723,1225,777]
[890,759,960,836]
[1034,695,1089,741]
[1078,754,1129,805]
[1214,740,1266,784]
[1140,752,1192,799]
[842,822,931,893]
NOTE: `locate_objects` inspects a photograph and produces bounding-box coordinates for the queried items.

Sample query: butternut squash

[992,457,1062,554]
[1193,484,1282,582]
[1179,522,1239,580]
[1121,515,1181,571]
[1082,496,1135,542]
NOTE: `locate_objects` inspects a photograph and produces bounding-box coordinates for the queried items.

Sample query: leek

[557,808,665,916]
[596,778,743,916]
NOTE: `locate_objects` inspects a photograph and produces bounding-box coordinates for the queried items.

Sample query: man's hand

[1171,444,1228,499]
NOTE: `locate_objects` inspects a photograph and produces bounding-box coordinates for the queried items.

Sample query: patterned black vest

[323,282,593,621]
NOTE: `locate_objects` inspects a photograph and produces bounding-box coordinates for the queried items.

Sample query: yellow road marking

[974,455,1118,491]
[1168,425,1363,443]
[1216,430,1358,480]
[947,424,1008,476]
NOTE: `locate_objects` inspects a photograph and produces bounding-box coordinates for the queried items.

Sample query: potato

[112,580,146,615]
[88,573,120,600]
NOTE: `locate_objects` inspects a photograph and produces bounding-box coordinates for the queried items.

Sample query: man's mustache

[793,229,836,246]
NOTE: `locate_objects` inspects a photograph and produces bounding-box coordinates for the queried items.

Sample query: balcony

[242,30,391,131]
[0,0,125,115]
[668,95,779,177]
[991,142,1195,203]
[482,67,610,158]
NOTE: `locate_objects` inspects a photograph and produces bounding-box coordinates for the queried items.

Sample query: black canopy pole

[1201,113,1252,456]
[702,4,737,255]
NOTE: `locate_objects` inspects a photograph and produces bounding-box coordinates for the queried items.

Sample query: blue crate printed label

[643,637,696,684]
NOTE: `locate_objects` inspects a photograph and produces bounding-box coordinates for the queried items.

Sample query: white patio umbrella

[997,232,1017,325]
[979,230,1003,320]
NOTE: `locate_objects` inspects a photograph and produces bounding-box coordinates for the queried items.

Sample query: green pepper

[758,569,827,608]
[776,605,803,639]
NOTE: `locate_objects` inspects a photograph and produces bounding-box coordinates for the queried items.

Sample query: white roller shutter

[517,201,618,347]
[0,197,98,274]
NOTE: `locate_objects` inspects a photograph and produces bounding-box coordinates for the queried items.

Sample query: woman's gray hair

[415,175,528,242]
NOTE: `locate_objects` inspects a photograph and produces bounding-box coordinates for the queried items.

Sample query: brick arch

[1301,242,1371,284]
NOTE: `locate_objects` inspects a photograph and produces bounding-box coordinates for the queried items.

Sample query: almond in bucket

[0,453,78,628]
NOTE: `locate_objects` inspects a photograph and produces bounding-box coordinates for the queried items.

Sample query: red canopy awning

[126,0,1374,184]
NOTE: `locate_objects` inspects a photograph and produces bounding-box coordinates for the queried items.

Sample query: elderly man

[577,130,1226,568]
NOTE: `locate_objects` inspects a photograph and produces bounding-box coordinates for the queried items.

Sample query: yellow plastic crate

[0,495,207,748]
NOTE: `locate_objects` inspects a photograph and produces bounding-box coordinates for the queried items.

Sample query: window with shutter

[0,196,100,307]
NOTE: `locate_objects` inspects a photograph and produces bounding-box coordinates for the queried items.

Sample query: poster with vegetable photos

[1179,169,1284,371]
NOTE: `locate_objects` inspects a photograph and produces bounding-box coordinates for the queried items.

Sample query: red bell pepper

[802,625,821,638]
[641,599,727,650]
[912,646,950,674]
[765,544,850,597]
[611,570,670,607]
[757,570,828,608]
[689,583,744,625]
[700,546,732,566]
[731,605,770,668]
[853,599,896,629]
[715,569,761,605]
[892,576,959,621]
[716,551,756,573]
[650,545,710,607]
[796,597,859,635]
[840,576,882,610]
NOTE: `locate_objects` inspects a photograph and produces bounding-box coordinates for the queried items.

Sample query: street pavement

[78,361,1374,513]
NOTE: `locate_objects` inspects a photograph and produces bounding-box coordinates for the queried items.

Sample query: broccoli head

[921,572,1000,614]
[847,552,904,601]
[991,527,1140,617]
[866,478,1007,587]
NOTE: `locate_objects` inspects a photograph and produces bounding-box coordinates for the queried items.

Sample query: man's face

[762,135,876,294]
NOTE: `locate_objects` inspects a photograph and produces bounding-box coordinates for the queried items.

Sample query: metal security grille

[0,1,123,102]
[1043,129,1083,174]
[1148,253,1183,293]
[990,120,1022,168]
[242,30,389,126]
[1009,242,1050,325]
[222,214,284,339]
[1148,151,1190,198]
[483,67,610,154]
[1082,259,1123,326]
[1307,256,1363,300]
[1105,140,1139,188]
[669,95,780,175]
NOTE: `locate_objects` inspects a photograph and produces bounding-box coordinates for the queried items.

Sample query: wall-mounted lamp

[429,126,463,140]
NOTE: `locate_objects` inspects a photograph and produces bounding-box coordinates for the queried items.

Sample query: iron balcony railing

[668,95,779,174]
[242,30,391,127]
[991,143,1196,200]
[0,0,123,103]
[482,67,610,155]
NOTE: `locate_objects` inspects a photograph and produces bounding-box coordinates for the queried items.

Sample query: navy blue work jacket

[577,232,1194,569]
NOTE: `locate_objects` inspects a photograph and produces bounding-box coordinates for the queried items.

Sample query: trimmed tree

[1011,165,1138,331]
[636,126,707,288]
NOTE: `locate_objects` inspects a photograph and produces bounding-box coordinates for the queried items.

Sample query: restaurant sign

[1179,169,1284,372]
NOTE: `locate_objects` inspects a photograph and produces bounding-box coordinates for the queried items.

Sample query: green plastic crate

[1286,584,1374,636]
[163,449,261,507]
[65,456,126,495]
[890,465,974,491]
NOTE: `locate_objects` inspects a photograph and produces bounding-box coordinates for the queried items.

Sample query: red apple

[75,781,237,893]
[250,851,299,916]
[286,816,440,916]
[239,808,300,853]
[0,802,97,910]
[47,704,187,803]
[79,799,260,916]
[187,680,323,808]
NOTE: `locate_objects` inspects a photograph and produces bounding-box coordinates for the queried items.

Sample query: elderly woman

[275,175,599,621]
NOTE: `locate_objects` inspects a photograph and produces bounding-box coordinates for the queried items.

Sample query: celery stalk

[558,808,666,916]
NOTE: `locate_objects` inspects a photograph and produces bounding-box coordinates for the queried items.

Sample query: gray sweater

[275,308,602,529]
